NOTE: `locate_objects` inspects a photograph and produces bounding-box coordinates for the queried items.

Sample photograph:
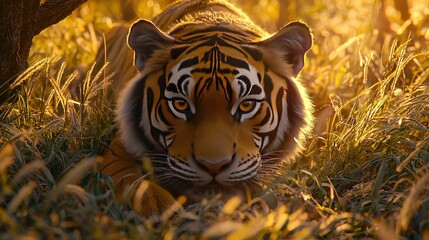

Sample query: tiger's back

[152,0,265,35]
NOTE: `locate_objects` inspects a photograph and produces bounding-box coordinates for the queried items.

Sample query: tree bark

[36,0,88,35]
[0,0,87,104]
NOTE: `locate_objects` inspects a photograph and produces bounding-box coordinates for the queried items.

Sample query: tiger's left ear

[128,20,175,71]
[258,22,312,76]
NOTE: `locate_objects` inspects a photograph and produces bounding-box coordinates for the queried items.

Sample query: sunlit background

[31,0,429,134]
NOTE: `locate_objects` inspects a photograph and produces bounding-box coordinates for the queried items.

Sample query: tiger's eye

[173,99,189,112]
[238,100,256,113]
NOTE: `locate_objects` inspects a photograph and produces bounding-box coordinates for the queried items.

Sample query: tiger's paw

[128,179,184,217]
[97,138,184,217]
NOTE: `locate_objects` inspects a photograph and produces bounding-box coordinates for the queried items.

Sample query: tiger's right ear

[128,20,174,71]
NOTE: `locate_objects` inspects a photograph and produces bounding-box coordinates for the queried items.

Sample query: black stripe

[177,74,191,95]
[194,77,211,100]
[185,38,219,53]
[263,73,273,104]
[181,32,246,43]
[145,88,164,149]
[220,68,239,75]
[242,46,263,61]
[181,26,250,38]
[201,47,219,63]
[221,33,249,43]
[285,78,305,127]
[230,160,259,176]
[169,158,196,175]
[179,57,199,70]
[222,76,233,102]
[225,55,249,70]
[178,34,213,43]
[157,102,173,126]
[158,70,167,90]
[249,85,262,95]
[237,75,251,96]
[255,107,272,127]
[171,46,190,59]
[185,37,248,57]
[191,67,239,75]
[275,87,285,126]
[128,76,158,151]
[166,83,178,93]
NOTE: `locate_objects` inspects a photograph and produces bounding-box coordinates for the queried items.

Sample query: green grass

[1,0,429,239]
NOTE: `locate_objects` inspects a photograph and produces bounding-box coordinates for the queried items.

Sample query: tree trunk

[277,0,290,29]
[393,0,410,21]
[0,0,87,104]
[120,0,139,22]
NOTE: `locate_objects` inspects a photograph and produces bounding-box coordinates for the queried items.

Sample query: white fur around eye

[164,59,196,116]
[230,64,265,119]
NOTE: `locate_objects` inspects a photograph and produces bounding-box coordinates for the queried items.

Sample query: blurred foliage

[2,0,429,239]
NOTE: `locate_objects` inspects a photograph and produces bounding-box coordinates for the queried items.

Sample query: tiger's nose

[195,158,231,175]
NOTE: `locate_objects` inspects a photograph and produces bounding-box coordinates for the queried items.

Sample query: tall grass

[1,0,428,239]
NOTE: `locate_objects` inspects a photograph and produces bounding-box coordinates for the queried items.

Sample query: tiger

[97,0,314,216]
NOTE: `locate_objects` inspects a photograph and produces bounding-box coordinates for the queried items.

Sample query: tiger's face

[118,20,313,200]
[162,49,269,186]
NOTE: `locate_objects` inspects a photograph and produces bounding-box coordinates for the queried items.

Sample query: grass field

[1,0,428,239]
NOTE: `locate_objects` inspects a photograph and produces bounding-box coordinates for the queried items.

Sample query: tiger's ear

[258,22,312,76]
[128,20,174,71]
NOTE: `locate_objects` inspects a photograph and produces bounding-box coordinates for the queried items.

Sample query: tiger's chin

[181,183,248,203]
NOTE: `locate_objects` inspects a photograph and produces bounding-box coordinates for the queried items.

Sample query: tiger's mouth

[154,153,264,202]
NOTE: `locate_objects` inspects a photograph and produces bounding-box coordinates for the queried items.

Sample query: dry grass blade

[396,168,429,235]
[0,124,26,144]
[0,144,15,173]
[373,219,398,240]
[202,221,244,239]
[133,179,149,214]
[7,181,37,213]
[9,58,53,89]
[160,195,186,222]
[0,208,18,231]
[81,62,113,105]
[222,196,242,215]
[46,61,78,111]
[396,136,429,172]
[11,160,55,186]
[328,35,363,60]
[226,217,269,239]
[45,157,98,203]
[63,184,91,205]
[371,158,387,216]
